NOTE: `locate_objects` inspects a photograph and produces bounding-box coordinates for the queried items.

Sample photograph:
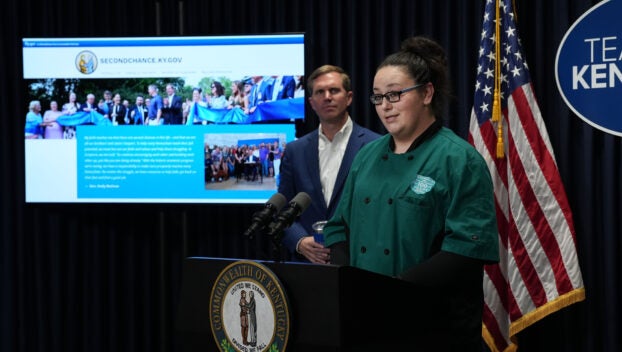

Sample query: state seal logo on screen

[75,50,98,75]
[209,260,291,352]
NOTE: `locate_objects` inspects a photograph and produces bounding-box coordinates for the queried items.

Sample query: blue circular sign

[556,0,622,136]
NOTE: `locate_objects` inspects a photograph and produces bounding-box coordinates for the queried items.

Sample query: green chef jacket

[324,128,499,277]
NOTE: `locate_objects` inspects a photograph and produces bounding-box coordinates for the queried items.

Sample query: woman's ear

[423,82,435,106]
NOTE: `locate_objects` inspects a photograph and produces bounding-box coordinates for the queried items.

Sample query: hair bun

[401,36,447,66]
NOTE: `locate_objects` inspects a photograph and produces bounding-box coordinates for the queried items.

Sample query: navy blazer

[132,105,148,125]
[269,75,296,100]
[277,121,381,261]
[248,79,271,107]
[80,102,104,115]
[164,94,184,124]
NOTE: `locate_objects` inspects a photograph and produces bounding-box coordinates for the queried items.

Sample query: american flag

[468,1,586,351]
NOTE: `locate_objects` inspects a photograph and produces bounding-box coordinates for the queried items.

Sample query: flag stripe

[512,85,581,278]
[482,303,508,352]
[507,218,548,315]
[508,87,575,295]
[506,120,569,303]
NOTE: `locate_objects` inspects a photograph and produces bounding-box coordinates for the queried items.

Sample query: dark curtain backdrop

[1,0,619,351]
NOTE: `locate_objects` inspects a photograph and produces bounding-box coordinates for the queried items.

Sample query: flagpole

[493,0,504,158]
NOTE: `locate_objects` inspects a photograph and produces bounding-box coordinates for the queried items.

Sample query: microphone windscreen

[268,192,287,211]
[291,192,312,213]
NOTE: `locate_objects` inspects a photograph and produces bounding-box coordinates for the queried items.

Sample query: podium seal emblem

[209,260,290,352]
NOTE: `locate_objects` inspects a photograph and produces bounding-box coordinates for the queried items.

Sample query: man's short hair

[307,64,351,95]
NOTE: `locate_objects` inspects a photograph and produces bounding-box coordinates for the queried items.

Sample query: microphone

[243,192,288,238]
[267,192,312,236]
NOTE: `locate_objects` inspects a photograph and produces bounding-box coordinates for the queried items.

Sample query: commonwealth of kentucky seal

[75,50,97,74]
[210,260,290,352]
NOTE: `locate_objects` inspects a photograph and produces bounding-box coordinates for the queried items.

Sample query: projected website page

[23,35,304,203]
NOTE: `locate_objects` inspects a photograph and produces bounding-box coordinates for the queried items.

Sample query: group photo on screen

[203,133,286,191]
[24,74,305,140]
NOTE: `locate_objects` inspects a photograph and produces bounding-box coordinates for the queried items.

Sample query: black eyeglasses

[369,83,426,105]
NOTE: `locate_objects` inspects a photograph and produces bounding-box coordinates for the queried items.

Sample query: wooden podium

[175,257,455,352]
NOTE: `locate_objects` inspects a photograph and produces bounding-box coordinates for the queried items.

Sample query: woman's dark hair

[212,81,225,96]
[377,36,451,119]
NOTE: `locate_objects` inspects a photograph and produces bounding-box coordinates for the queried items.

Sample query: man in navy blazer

[268,75,296,101]
[278,65,381,263]
[248,76,272,113]
[131,95,148,125]
[80,93,104,115]
[163,83,184,124]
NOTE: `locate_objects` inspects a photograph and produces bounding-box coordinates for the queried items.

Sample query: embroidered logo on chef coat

[410,175,435,194]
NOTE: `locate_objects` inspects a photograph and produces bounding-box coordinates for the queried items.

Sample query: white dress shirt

[318,117,353,206]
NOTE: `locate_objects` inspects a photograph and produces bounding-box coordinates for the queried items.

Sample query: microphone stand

[243,225,288,262]
[268,226,288,263]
